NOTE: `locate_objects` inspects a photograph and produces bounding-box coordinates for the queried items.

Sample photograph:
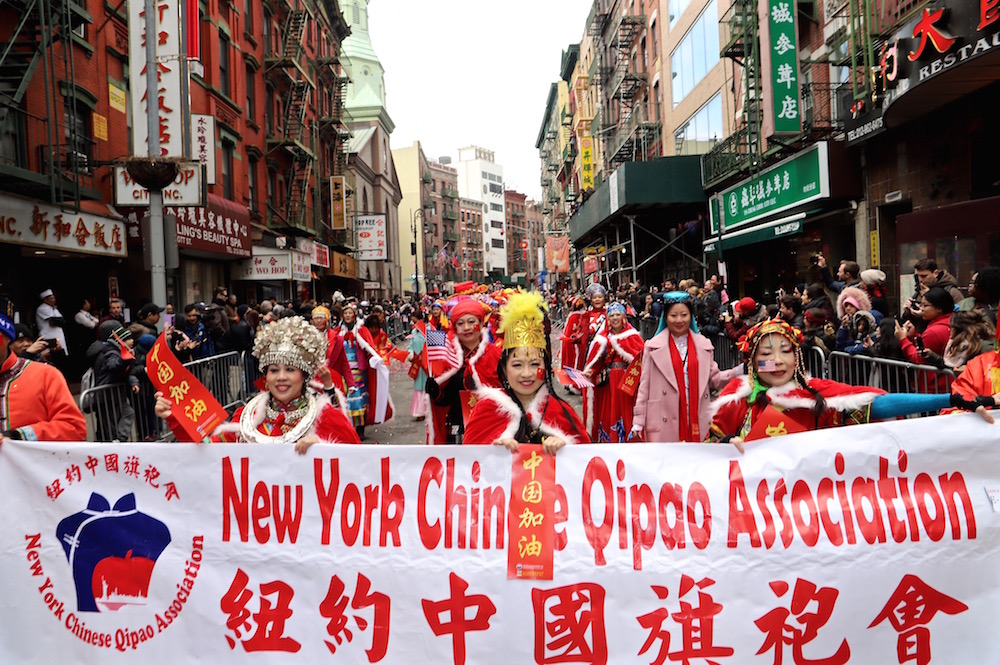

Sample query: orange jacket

[0,353,87,441]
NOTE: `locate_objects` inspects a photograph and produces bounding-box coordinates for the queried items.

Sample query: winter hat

[137,334,157,351]
[0,314,16,342]
[12,324,32,341]
[922,287,954,313]
[734,297,757,315]
[860,269,886,286]
[449,298,488,323]
[836,286,872,319]
[852,310,877,334]
[105,324,131,344]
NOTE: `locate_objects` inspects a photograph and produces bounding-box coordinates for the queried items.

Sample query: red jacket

[900,313,952,363]
[0,354,86,441]
[464,385,589,445]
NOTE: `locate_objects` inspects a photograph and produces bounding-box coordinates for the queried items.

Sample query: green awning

[569,156,706,244]
[703,213,805,253]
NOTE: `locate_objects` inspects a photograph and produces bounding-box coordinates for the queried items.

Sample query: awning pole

[628,215,637,284]
[615,225,622,288]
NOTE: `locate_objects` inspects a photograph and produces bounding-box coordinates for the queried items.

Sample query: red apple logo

[91,550,157,611]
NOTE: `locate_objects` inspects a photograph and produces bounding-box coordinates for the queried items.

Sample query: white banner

[1,413,998,663]
[357,214,388,261]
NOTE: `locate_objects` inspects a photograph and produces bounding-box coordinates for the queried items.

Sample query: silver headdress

[252,316,328,376]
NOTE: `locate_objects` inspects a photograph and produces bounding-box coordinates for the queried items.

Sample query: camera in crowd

[809,253,821,265]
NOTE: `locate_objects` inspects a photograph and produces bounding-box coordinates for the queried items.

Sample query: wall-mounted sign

[232,247,310,282]
[357,214,388,261]
[330,176,346,230]
[760,0,802,136]
[0,193,127,258]
[114,163,205,207]
[192,114,216,185]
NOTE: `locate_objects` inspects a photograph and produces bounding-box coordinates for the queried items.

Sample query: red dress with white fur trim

[706,375,884,442]
[583,325,645,442]
[463,385,590,445]
[426,330,503,445]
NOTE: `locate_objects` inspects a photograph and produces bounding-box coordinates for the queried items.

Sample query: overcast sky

[368,0,595,201]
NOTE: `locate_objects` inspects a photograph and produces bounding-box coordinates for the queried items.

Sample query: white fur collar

[607,328,641,364]
[476,385,579,446]
[707,375,878,418]
[214,391,344,443]
[584,336,607,373]
[434,330,490,385]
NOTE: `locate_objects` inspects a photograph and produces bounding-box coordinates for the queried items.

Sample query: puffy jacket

[86,339,137,391]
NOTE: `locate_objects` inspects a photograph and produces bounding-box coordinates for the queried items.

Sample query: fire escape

[0,0,95,206]
[592,1,660,171]
[700,0,764,189]
[316,37,350,247]
[265,6,316,236]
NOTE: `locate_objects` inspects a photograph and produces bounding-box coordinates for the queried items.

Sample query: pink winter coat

[632,331,743,442]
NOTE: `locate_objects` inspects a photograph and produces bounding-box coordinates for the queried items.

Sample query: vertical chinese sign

[330,176,346,230]
[147,334,228,441]
[192,114,216,184]
[128,0,187,157]
[761,0,801,136]
[508,447,554,580]
[580,136,594,191]
[356,214,388,261]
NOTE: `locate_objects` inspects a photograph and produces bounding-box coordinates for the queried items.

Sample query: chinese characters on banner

[545,235,570,273]
[0,414,998,663]
[146,333,228,441]
[764,0,802,135]
[330,176,346,230]
[0,193,126,258]
[357,214,388,261]
[507,447,555,580]
[127,0,186,157]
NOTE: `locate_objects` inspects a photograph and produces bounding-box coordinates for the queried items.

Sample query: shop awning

[569,156,706,245]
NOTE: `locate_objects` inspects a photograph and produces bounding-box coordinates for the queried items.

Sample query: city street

[363,332,583,445]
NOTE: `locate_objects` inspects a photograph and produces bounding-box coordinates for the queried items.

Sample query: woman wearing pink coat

[631,292,743,442]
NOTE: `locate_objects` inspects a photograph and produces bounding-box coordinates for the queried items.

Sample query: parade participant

[406,310,429,420]
[631,291,742,443]
[582,302,645,441]
[0,313,86,442]
[584,283,608,347]
[559,296,587,379]
[707,318,995,449]
[155,316,360,451]
[338,303,393,439]
[428,300,450,331]
[425,298,502,444]
[311,306,354,393]
[945,302,1000,408]
[464,291,588,453]
[365,310,395,361]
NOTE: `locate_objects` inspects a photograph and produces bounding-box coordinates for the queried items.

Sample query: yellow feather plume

[498,291,547,350]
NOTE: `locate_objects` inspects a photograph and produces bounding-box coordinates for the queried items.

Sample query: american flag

[556,366,594,389]
[426,329,459,376]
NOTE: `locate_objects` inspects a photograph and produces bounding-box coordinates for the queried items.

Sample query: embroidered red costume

[426,329,502,444]
[583,324,645,441]
[559,308,587,371]
[707,376,884,441]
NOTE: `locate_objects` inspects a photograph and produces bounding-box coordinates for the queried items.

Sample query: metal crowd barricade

[803,344,828,379]
[79,382,163,443]
[185,351,244,410]
[712,333,742,371]
[827,351,955,414]
[639,318,658,341]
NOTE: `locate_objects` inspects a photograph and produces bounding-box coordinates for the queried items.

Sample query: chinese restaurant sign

[709,141,829,234]
[357,214,388,261]
[233,247,311,282]
[127,0,186,157]
[330,176,346,230]
[0,193,126,258]
[762,0,802,135]
[580,137,594,191]
[1,413,998,663]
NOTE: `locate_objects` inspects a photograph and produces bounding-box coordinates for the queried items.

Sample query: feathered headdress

[498,291,547,350]
[252,316,328,376]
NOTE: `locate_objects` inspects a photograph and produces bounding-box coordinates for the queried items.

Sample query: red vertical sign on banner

[508,446,555,580]
[185,0,200,59]
[147,333,229,441]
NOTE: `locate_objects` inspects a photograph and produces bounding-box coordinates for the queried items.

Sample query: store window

[673,94,722,155]
[670,0,719,108]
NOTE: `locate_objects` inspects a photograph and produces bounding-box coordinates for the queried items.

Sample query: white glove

[630,425,643,435]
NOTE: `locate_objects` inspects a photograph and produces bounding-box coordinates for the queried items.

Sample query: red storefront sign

[167,194,252,258]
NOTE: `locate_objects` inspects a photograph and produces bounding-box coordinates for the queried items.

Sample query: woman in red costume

[154,316,361,450]
[707,318,996,449]
[311,305,354,394]
[464,291,589,453]
[582,301,645,441]
[559,296,587,377]
[425,298,502,444]
[338,303,393,439]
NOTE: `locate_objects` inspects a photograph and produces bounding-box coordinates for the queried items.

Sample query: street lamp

[410,208,426,298]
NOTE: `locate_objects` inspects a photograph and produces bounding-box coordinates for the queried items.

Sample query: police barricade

[827,351,955,414]
[639,318,658,341]
[240,350,260,403]
[185,351,244,409]
[712,333,742,371]
[803,344,828,379]
[79,382,162,443]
